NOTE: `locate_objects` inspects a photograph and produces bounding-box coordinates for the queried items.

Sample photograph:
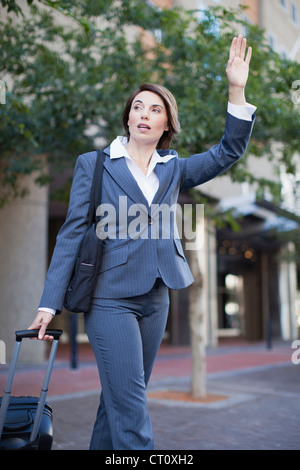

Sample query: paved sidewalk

[0,339,299,450]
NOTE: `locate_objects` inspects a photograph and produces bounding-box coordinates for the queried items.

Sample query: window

[280,0,288,11]
[279,45,289,58]
[280,166,300,216]
[267,32,277,51]
[291,3,299,25]
[242,15,251,37]
[153,29,162,42]
[197,1,220,36]
[218,273,244,334]
[197,1,207,22]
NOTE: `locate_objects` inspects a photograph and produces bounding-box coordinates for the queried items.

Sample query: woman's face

[127,91,169,146]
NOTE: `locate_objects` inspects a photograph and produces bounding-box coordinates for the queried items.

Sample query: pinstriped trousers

[84,279,169,450]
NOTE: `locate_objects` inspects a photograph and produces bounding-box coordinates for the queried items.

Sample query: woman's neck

[126,139,156,174]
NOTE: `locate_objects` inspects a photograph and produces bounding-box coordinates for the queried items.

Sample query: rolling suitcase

[0,329,62,450]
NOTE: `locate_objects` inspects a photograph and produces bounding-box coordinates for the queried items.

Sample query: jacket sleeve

[38,151,97,314]
[179,112,255,192]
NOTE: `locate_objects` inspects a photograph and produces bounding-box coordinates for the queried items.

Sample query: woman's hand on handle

[28,310,54,340]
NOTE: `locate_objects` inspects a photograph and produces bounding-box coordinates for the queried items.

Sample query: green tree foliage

[1,1,300,208]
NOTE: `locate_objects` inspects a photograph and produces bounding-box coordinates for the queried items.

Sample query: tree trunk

[188,248,206,398]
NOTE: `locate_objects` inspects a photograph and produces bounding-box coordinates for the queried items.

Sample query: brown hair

[122,83,180,150]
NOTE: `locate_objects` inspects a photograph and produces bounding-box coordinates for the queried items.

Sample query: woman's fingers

[28,311,54,340]
[228,36,237,64]
[245,46,252,65]
[228,35,252,66]
[240,37,247,59]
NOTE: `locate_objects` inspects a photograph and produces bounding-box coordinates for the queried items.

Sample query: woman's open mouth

[137,123,151,130]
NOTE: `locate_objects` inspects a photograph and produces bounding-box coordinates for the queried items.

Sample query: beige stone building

[166,0,300,61]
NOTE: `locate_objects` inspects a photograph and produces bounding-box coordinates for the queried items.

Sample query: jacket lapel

[103,155,150,212]
[151,156,176,206]
[103,146,177,211]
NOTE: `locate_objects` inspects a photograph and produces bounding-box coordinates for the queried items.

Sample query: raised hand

[226,34,252,105]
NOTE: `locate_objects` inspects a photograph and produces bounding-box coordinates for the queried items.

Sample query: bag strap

[88,149,105,226]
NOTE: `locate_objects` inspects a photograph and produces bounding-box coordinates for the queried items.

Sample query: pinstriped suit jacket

[39,112,255,314]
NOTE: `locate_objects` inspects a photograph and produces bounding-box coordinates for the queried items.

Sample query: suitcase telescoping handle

[0,329,63,444]
[15,329,63,341]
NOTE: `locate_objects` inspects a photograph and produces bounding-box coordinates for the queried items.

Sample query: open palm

[226,35,252,89]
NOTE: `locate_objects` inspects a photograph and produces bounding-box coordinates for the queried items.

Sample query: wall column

[279,243,298,341]
[0,173,48,364]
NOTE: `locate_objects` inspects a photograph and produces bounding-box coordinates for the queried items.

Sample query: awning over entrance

[217,193,299,237]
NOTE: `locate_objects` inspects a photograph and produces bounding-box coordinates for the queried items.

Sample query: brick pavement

[0,339,299,450]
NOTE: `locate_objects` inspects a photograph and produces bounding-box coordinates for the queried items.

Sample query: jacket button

[148,216,153,225]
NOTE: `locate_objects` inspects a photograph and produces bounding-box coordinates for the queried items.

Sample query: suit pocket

[98,244,128,273]
[173,238,186,261]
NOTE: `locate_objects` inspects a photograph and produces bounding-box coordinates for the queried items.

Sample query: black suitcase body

[0,397,53,450]
[0,329,62,450]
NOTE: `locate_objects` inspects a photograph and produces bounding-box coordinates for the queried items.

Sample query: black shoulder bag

[63,150,105,313]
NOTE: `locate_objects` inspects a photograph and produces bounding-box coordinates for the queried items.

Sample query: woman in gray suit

[29,35,255,450]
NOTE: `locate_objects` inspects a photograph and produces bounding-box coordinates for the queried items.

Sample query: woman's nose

[141,110,150,119]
